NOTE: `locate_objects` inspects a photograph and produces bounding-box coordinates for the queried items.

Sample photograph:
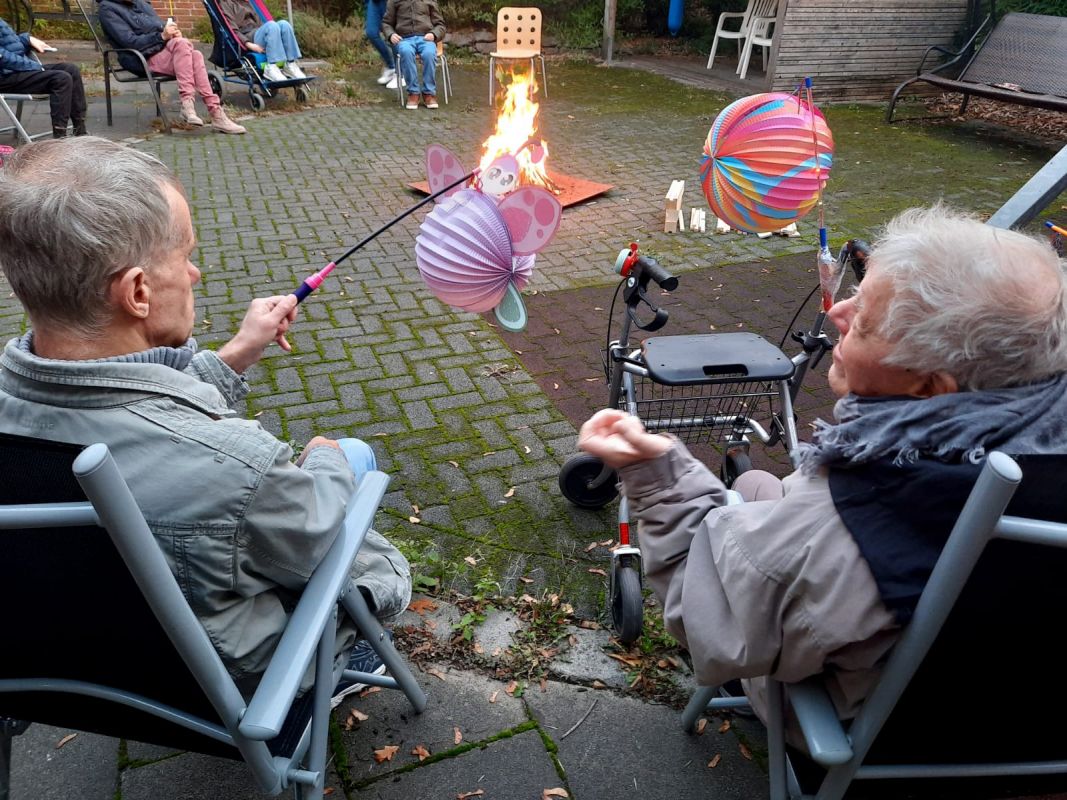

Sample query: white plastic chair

[737,2,778,80]
[706,0,777,72]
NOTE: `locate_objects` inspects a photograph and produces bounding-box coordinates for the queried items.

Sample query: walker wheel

[295,84,310,103]
[249,89,267,112]
[721,445,752,489]
[559,453,619,509]
[207,70,224,100]
[611,562,643,644]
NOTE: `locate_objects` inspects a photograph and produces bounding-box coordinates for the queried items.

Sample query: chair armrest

[916,12,992,75]
[239,470,390,740]
[714,11,746,33]
[787,678,853,766]
[102,46,157,79]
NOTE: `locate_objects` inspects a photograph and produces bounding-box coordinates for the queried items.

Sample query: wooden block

[777,222,800,237]
[664,180,685,232]
[715,216,731,234]
[677,207,685,231]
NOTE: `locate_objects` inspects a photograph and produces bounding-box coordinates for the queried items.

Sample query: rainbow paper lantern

[700,92,834,234]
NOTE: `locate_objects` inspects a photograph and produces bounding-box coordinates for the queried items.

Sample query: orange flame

[479,71,554,191]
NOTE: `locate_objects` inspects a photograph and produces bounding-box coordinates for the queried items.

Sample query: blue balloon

[667,0,683,36]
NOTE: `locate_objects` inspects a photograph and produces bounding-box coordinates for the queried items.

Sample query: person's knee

[262,20,279,34]
[170,36,193,52]
[337,438,377,477]
[278,19,293,32]
[49,71,73,92]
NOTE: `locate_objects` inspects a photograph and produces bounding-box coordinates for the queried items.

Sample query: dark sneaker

[718,678,757,718]
[405,93,420,110]
[330,637,387,709]
[423,94,438,109]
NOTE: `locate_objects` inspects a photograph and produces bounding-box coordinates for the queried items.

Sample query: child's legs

[277,20,301,60]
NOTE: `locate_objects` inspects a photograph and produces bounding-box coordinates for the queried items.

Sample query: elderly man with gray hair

[579,205,1067,727]
[0,137,411,704]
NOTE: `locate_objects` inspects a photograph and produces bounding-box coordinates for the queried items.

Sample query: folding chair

[75,0,176,133]
[684,451,1067,799]
[488,6,547,105]
[0,433,426,799]
[736,2,777,81]
[0,0,51,144]
[394,40,451,106]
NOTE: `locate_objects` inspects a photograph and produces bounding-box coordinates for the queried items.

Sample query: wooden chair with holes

[488,6,547,105]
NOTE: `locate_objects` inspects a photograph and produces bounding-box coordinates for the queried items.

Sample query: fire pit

[409,72,613,208]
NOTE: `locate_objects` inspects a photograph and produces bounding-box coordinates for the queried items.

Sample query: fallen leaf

[411,744,431,761]
[718,720,731,734]
[518,577,533,584]
[254,410,264,417]
[519,593,537,603]
[426,667,448,681]
[408,598,438,615]
[591,680,607,689]
[587,568,608,577]
[55,733,77,749]
[504,486,516,498]
[584,541,598,552]
[359,686,381,698]
[695,718,708,735]
[552,327,560,334]
[524,446,531,454]
[539,677,547,692]
[373,744,400,763]
[473,642,484,654]
[568,634,579,647]
[412,504,420,515]
[598,539,614,547]
[408,515,421,524]
[739,743,753,760]
[464,556,478,567]
[553,383,559,390]
[454,726,463,744]
[707,753,722,768]
[608,653,641,667]
[324,788,335,796]
[489,690,500,703]
[577,620,600,630]
[483,451,496,456]
[457,791,485,800]
[344,708,370,730]
[584,377,599,382]
[542,789,568,799]
[447,460,460,468]
[505,680,518,695]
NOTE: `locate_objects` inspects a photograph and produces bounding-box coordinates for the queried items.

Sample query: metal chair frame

[394,40,451,106]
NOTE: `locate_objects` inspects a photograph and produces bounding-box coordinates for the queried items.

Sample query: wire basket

[618,371,782,446]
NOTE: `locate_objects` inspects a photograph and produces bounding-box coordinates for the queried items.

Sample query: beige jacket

[619,441,899,724]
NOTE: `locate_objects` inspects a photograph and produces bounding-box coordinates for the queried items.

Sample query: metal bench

[887,8,1067,124]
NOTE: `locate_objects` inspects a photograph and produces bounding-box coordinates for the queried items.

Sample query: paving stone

[8,724,119,800]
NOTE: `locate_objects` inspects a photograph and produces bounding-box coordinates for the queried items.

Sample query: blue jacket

[0,18,44,77]
[96,0,164,74]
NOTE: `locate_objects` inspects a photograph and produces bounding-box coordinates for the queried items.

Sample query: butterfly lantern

[415,144,562,332]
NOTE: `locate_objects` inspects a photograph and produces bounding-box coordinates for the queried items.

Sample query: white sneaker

[282,61,306,79]
[262,62,286,82]
[385,74,404,90]
[376,67,395,85]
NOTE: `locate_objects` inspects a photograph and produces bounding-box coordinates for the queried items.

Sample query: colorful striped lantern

[700,92,834,234]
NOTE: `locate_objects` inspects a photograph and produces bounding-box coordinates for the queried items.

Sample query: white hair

[872,205,1067,390]
[0,137,184,337]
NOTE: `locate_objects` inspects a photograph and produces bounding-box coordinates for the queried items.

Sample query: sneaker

[282,61,306,80]
[386,74,405,90]
[179,99,204,126]
[210,109,246,135]
[330,637,388,710]
[262,62,286,82]
[405,93,420,110]
[72,118,88,136]
[376,67,395,85]
[423,94,438,109]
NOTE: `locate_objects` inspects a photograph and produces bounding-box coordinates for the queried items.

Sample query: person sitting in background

[365,0,399,89]
[216,0,305,83]
[97,0,245,133]
[0,18,87,138]
[381,0,444,110]
[0,137,412,701]
[578,205,1067,735]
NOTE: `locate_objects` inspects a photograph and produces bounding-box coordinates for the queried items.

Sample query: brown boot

[180,99,204,126]
[405,93,420,110]
[210,108,246,135]
[423,94,438,109]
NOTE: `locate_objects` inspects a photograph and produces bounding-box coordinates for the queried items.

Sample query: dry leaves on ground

[425,667,448,681]
[504,680,518,695]
[55,733,77,749]
[695,718,707,735]
[343,708,369,730]
[707,753,722,768]
[542,789,569,799]
[718,720,731,734]
[408,597,438,615]
[411,744,431,761]
[739,743,753,760]
[454,726,463,745]
[489,690,500,703]
[373,744,400,763]
[457,791,484,800]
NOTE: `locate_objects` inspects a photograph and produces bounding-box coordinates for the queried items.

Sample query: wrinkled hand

[295,435,340,466]
[423,32,434,41]
[163,20,181,39]
[389,33,401,45]
[578,408,672,469]
[218,294,299,374]
[246,41,265,53]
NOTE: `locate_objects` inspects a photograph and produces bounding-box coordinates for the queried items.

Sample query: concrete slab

[472,607,524,655]
[525,680,769,800]
[338,665,527,783]
[347,730,562,799]
[120,750,344,800]
[549,625,629,689]
[8,723,119,800]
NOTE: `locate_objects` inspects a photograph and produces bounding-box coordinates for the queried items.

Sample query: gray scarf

[797,373,1067,473]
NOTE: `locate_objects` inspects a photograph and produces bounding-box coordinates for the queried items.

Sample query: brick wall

[30,0,207,29]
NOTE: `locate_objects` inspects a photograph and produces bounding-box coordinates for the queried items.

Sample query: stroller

[202,0,314,111]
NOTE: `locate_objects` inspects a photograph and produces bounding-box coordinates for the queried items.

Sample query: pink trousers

[147,37,220,111]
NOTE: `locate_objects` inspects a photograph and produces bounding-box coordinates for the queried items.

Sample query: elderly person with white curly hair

[579,205,1067,727]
